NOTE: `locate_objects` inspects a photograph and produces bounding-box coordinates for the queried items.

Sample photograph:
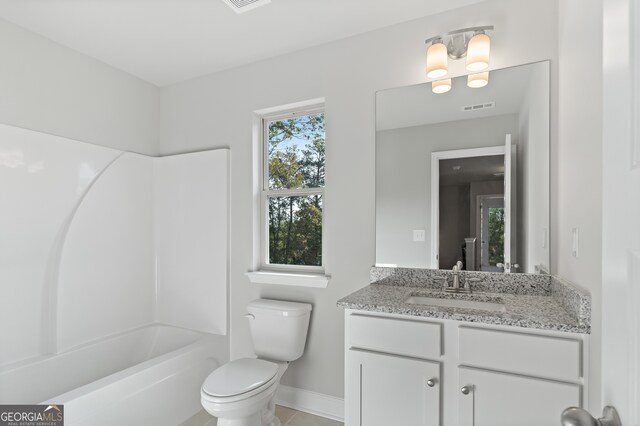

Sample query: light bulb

[466,32,490,72]
[432,79,452,94]
[426,41,448,78]
[467,72,489,88]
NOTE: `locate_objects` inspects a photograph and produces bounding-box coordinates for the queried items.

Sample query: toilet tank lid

[247,299,312,317]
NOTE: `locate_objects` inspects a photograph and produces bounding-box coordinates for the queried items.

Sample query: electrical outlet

[413,230,425,242]
[572,228,579,258]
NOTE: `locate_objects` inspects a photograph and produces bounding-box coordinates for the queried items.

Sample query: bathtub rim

[0,322,222,373]
[39,323,226,404]
[0,322,227,406]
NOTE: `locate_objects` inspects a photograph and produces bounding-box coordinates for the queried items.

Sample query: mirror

[375,61,549,273]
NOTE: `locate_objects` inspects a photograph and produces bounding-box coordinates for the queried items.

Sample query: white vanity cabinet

[344,310,588,426]
[348,349,441,426]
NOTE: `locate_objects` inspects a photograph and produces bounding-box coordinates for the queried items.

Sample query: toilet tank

[247,299,312,361]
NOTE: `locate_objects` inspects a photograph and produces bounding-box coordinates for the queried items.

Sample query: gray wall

[557,0,603,411]
[1,0,607,409]
[439,183,471,269]
[158,0,558,399]
[0,18,159,155]
[518,62,550,273]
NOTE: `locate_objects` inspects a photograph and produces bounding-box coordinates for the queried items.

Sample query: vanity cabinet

[458,367,581,426]
[344,310,588,426]
[348,349,440,426]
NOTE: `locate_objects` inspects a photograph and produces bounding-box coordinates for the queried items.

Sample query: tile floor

[180,405,344,426]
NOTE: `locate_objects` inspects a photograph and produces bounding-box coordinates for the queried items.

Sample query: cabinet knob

[426,378,437,388]
[461,385,472,395]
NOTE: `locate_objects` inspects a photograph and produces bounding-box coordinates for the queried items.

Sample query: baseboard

[275,385,344,422]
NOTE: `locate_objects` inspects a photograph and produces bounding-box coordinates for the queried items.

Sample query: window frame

[260,105,326,274]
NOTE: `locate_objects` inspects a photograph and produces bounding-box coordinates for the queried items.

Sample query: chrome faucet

[452,263,461,289]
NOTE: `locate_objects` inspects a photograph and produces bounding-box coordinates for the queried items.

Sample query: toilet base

[215,393,280,426]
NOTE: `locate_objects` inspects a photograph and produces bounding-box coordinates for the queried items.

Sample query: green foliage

[267,113,324,266]
[488,207,505,266]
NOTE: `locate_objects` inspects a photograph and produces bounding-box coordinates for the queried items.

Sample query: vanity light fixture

[425,26,493,91]
[432,78,452,94]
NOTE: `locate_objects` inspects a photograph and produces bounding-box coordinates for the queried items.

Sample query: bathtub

[0,324,228,425]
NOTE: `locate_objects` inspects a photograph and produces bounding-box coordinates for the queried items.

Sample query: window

[261,106,325,273]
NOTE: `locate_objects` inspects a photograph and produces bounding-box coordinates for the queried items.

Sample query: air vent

[461,101,495,112]
[222,0,271,13]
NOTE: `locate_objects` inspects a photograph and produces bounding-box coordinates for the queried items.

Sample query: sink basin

[405,295,507,312]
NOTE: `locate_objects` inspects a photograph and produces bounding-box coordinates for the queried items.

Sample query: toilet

[201,299,312,426]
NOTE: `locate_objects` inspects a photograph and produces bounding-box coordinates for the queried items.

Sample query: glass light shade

[467,72,489,88]
[432,79,452,94]
[426,42,448,78]
[466,33,490,71]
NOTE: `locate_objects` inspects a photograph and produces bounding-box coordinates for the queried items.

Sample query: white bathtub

[0,324,228,425]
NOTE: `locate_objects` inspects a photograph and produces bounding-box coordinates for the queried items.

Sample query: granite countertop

[337,267,591,334]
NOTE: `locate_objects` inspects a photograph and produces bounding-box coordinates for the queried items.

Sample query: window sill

[245,271,330,288]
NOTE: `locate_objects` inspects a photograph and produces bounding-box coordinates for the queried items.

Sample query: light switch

[413,230,425,242]
[571,228,579,258]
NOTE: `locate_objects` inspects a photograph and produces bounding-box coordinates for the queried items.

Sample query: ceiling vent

[221,0,271,13]
[461,101,495,112]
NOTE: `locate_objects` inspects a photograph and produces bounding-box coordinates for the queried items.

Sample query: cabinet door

[348,349,440,426]
[458,367,581,426]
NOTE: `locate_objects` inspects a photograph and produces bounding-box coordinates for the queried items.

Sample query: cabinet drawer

[459,326,582,382]
[349,314,441,358]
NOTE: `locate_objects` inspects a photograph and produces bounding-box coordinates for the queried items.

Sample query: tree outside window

[263,110,325,268]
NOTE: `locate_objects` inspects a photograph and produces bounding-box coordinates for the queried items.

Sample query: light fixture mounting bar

[424,26,494,45]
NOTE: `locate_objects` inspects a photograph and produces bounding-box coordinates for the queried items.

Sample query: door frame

[430,145,505,269]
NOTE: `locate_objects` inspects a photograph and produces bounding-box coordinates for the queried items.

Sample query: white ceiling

[0,0,484,86]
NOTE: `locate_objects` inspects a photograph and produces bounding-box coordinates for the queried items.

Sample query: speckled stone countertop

[337,267,591,334]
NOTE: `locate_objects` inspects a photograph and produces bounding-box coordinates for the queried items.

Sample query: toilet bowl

[201,358,287,426]
[201,299,312,426]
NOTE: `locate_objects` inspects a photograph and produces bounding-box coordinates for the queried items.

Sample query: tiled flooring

[180,405,344,426]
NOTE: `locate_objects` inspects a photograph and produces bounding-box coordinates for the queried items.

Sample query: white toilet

[201,299,312,426]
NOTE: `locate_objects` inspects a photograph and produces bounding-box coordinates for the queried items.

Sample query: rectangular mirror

[375,61,549,273]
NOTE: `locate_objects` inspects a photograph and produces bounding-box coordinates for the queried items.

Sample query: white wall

[0,18,159,155]
[159,0,559,399]
[376,114,519,268]
[557,0,603,412]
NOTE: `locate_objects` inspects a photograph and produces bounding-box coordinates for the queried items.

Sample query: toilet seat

[202,358,279,403]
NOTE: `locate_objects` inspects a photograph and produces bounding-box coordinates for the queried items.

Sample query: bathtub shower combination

[0,124,230,425]
[1,326,228,425]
